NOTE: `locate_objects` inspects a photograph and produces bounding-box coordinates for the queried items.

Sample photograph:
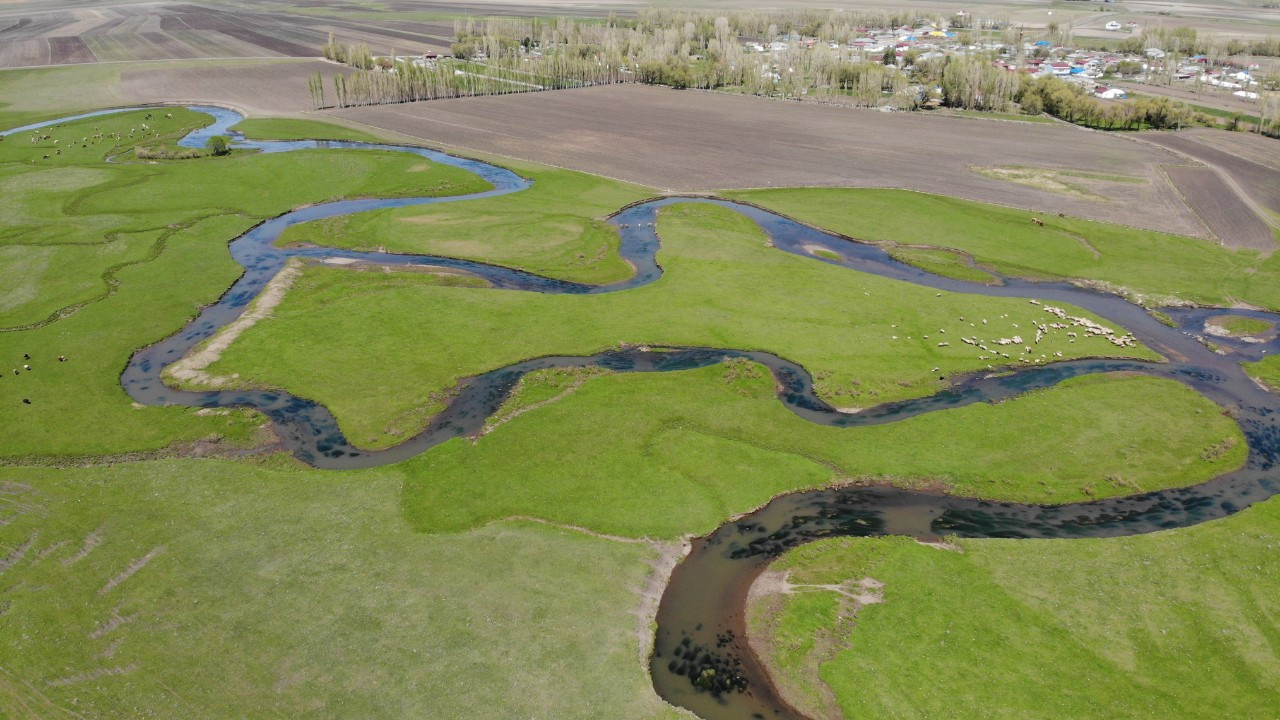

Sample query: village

[327,9,1278,132]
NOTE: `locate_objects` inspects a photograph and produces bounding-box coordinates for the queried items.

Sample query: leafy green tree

[206,135,231,156]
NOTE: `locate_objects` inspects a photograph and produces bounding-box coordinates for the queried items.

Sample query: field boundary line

[0,56,321,72]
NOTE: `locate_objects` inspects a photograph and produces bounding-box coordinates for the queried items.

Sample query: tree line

[308,11,1280,133]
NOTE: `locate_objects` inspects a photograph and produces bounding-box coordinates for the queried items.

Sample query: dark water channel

[11,107,1280,720]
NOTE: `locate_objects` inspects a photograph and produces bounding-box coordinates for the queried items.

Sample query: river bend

[8,106,1279,720]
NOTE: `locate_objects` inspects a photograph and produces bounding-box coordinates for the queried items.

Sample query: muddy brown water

[11,106,1280,720]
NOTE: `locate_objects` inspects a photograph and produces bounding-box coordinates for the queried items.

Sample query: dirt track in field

[1141,129,1280,250]
[1143,130,1280,216]
[1162,165,1276,252]
[330,83,1210,239]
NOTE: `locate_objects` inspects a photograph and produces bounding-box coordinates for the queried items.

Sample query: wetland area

[4,32,1280,713]
[5,106,1276,720]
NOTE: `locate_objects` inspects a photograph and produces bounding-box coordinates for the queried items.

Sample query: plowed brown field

[1163,165,1276,251]
[0,1,454,68]
[331,84,1209,239]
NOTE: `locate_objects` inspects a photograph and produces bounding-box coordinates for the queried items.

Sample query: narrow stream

[9,106,1280,720]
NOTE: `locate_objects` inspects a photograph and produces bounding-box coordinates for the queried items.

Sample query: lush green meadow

[1,101,1274,720]
[230,116,387,143]
[0,461,680,720]
[724,187,1280,310]
[1209,315,1274,336]
[396,366,1241,538]
[0,108,487,459]
[750,494,1280,719]
[1246,355,1280,391]
[208,203,1161,453]
[277,163,650,284]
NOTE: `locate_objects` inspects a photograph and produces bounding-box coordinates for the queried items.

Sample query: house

[1094,86,1127,99]
[1145,48,1165,59]
[1104,21,1122,31]
[1050,62,1072,76]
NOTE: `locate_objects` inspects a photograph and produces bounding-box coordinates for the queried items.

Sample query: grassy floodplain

[276,161,651,284]
[748,494,1280,719]
[0,107,487,458]
[0,103,1271,720]
[396,365,1242,538]
[230,116,387,143]
[1208,315,1275,336]
[723,187,1280,309]
[205,202,1165,454]
[1246,355,1280,391]
[0,462,681,720]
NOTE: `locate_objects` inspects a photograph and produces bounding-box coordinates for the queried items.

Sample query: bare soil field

[1162,164,1277,252]
[117,58,330,114]
[1142,129,1280,229]
[0,1,454,68]
[331,84,1208,239]
[1175,129,1280,175]
[1,58,334,116]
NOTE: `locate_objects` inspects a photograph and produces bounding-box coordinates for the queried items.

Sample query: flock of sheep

[23,112,174,160]
[892,299,1137,371]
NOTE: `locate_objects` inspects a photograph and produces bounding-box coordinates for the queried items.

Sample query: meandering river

[8,106,1279,720]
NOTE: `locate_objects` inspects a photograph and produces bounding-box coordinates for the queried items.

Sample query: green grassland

[1208,315,1274,336]
[230,116,388,143]
[723,187,1280,309]
[396,365,1241,538]
[939,109,1058,123]
[0,104,1273,720]
[884,246,998,284]
[0,461,680,720]
[276,164,650,284]
[750,494,1280,719]
[207,202,1161,453]
[1246,355,1280,391]
[0,109,489,458]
